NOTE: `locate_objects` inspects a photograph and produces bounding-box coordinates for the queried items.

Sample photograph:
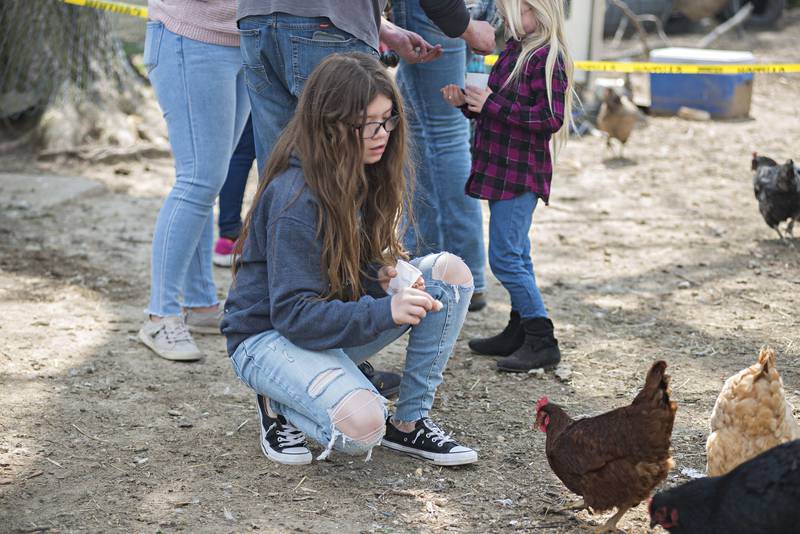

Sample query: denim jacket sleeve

[266,216,396,351]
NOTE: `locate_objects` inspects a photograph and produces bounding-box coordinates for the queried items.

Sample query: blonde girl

[222,53,478,466]
[442,0,575,372]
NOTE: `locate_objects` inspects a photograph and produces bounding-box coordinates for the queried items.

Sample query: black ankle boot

[496,317,561,372]
[468,310,524,356]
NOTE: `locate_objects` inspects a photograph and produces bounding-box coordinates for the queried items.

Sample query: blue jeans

[218,115,256,239]
[392,0,487,293]
[143,22,251,316]
[238,14,379,172]
[488,192,547,320]
[229,253,473,456]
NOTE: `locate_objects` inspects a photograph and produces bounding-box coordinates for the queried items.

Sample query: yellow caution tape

[62,0,148,19]
[575,60,800,74]
[484,54,797,74]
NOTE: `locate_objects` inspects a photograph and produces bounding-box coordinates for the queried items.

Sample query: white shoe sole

[213,253,233,267]
[138,329,203,362]
[381,439,478,466]
[260,427,313,465]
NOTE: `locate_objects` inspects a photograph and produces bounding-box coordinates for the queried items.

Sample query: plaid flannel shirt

[463,40,568,203]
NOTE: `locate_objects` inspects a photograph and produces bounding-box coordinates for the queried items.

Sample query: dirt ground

[2,12,799,534]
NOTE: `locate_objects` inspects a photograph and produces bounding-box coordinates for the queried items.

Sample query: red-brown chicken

[535,361,677,533]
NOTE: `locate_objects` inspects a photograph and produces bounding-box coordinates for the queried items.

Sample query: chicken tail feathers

[634,360,677,411]
[757,347,776,374]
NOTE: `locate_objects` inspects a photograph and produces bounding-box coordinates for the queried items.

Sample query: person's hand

[380,20,443,64]
[411,276,425,291]
[441,84,467,107]
[465,85,493,114]
[461,19,495,55]
[378,265,397,293]
[390,287,443,325]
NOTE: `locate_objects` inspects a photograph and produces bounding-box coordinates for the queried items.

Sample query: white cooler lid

[650,47,755,65]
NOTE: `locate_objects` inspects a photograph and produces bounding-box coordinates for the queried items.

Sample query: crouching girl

[222,53,477,466]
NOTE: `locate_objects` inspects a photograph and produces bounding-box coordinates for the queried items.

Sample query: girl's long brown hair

[234,53,413,301]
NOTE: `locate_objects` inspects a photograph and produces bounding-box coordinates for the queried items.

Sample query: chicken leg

[558,498,587,512]
[593,506,629,534]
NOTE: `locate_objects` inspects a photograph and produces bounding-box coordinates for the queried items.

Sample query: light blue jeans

[488,192,548,320]
[238,14,379,172]
[229,253,473,457]
[392,0,487,293]
[144,22,250,316]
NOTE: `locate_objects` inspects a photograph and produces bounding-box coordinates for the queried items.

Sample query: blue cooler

[649,47,754,119]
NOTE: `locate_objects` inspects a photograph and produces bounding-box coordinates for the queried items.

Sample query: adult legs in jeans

[392,0,487,303]
[213,115,256,267]
[238,14,379,173]
[145,23,250,318]
[218,115,256,240]
[230,253,473,459]
[487,192,546,319]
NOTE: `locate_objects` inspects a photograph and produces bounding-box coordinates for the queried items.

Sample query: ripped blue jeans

[229,253,474,458]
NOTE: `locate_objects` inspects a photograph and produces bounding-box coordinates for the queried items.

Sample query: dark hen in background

[650,439,800,534]
[751,153,800,240]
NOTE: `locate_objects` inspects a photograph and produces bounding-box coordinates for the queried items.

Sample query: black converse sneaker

[256,395,312,465]
[381,417,478,466]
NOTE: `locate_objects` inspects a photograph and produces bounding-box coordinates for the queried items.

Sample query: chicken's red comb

[535,396,549,412]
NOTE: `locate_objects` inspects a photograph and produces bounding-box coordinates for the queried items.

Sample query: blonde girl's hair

[234,53,412,301]
[495,0,576,157]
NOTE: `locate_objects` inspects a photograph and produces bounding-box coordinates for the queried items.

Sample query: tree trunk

[0,0,165,155]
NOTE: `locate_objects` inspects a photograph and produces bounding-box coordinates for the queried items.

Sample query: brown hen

[597,88,641,158]
[535,361,677,533]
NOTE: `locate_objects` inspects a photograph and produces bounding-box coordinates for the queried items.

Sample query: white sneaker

[138,316,203,361]
[184,308,223,335]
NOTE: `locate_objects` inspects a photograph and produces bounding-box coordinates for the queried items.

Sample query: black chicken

[751,153,800,240]
[649,439,800,534]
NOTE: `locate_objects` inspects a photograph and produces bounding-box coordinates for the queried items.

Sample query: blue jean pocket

[288,29,376,96]
[239,28,271,96]
[143,21,164,76]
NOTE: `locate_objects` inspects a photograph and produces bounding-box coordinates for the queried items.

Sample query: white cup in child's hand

[465,72,490,90]
[387,260,423,296]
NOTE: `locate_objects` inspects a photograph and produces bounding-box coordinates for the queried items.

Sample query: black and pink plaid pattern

[463,40,568,203]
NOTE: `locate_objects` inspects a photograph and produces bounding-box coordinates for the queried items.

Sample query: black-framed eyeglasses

[357,115,400,139]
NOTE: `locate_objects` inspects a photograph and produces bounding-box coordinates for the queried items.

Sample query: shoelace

[277,422,306,448]
[161,319,194,344]
[412,419,456,447]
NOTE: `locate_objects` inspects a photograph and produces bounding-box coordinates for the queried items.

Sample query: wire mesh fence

[0,0,146,142]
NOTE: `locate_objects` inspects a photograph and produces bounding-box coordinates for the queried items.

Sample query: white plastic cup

[387,260,423,296]
[465,72,490,90]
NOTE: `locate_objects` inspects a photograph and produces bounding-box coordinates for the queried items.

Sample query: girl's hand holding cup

[378,264,398,293]
[391,287,442,325]
[385,260,442,324]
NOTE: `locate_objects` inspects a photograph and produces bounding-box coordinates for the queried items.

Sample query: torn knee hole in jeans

[432,253,474,298]
[307,367,345,399]
[317,389,386,461]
